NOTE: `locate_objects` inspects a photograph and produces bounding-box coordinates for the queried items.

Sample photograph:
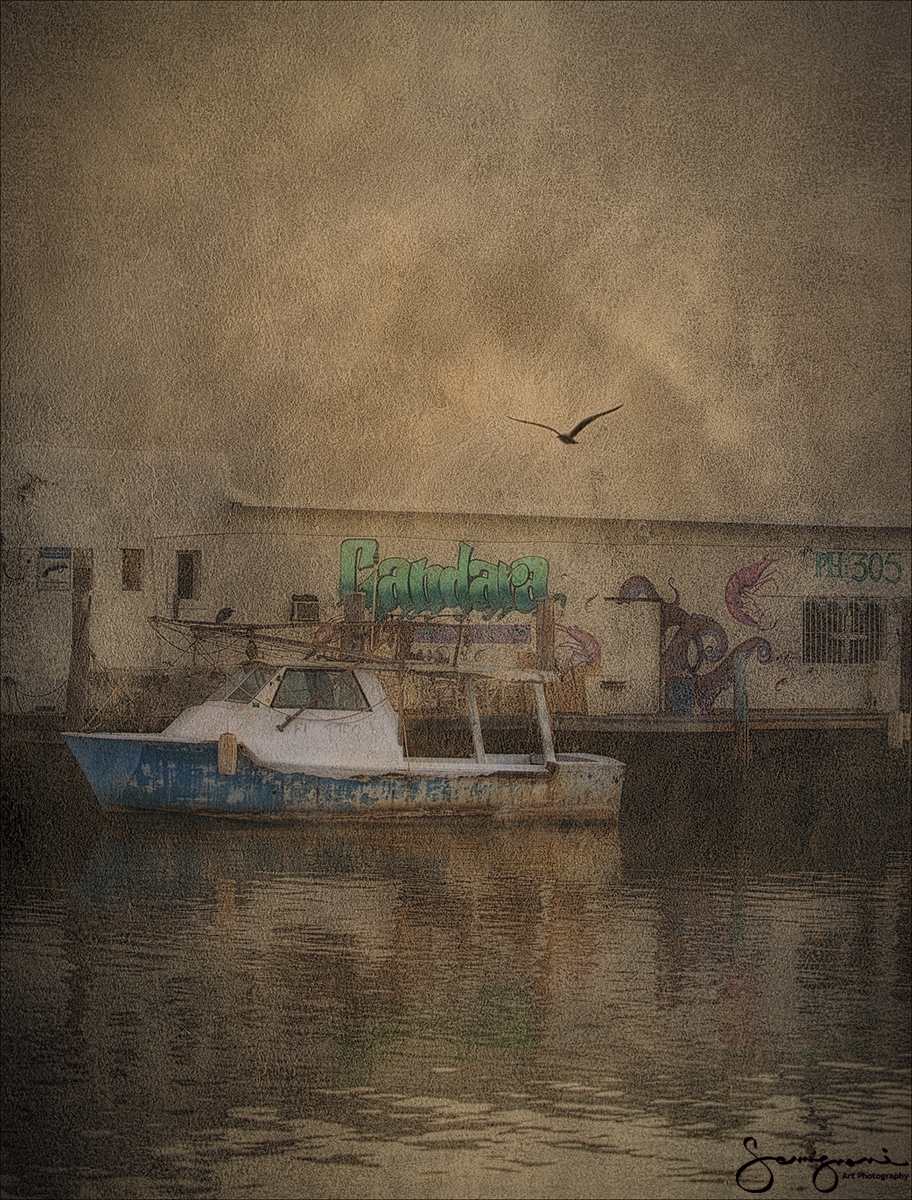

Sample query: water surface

[2,779,910,1200]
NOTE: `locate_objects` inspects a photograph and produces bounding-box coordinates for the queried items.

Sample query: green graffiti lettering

[408,559,446,614]
[468,557,496,615]
[455,542,473,614]
[339,540,552,618]
[375,558,411,616]
[498,561,513,616]
[510,556,549,613]
[339,539,379,605]
[438,565,460,611]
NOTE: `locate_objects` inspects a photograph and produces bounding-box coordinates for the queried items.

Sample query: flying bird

[214,607,235,624]
[507,405,623,444]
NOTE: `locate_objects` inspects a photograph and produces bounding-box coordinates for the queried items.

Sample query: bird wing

[507,416,561,434]
[567,405,623,439]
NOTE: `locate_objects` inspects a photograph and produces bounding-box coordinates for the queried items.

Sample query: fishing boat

[63,632,625,821]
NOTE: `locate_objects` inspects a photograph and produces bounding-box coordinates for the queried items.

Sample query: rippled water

[2,792,910,1199]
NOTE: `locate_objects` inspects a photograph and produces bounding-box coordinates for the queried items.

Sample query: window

[122,548,144,591]
[272,669,369,711]
[206,668,277,704]
[176,551,200,600]
[803,598,883,665]
[290,593,320,622]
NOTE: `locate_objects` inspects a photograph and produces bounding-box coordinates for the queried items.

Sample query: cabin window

[272,669,369,711]
[121,548,144,591]
[206,668,278,704]
[803,598,884,665]
[175,551,200,600]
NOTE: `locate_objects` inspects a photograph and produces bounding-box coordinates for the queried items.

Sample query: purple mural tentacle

[663,614,729,679]
[693,637,773,712]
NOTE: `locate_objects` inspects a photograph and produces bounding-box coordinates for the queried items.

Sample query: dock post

[533,682,558,765]
[733,652,751,770]
[536,597,555,672]
[342,590,365,657]
[64,549,93,731]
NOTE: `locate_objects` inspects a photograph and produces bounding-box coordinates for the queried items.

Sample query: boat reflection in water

[3,806,909,1200]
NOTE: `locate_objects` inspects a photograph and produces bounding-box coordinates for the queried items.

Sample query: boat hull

[63,735,624,821]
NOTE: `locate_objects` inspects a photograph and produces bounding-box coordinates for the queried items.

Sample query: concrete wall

[150,506,910,717]
[2,485,909,720]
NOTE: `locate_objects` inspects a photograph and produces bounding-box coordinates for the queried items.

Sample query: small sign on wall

[37,547,72,590]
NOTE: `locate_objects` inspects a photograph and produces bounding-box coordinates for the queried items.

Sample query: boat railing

[148,615,560,763]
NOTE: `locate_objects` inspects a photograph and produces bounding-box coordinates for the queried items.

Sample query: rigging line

[4,679,67,700]
[397,665,411,773]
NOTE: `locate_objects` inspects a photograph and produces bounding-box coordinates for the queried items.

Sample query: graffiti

[557,626,602,668]
[773,649,813,692]
[725,558,780,630]
[815,550,902,584]
[619,575,772,713]
[617,575,663,602]
[339,539,550,620]
[691,636,773,711]
[664,611,730,677]
[37,546,72,592]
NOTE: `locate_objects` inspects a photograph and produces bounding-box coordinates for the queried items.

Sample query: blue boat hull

[63,735,623,820]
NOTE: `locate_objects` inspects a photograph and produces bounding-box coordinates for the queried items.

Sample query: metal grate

[803,598,883,664]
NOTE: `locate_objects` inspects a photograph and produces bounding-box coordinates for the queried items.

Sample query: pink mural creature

[556,625,602,668]
[725,558,780,630]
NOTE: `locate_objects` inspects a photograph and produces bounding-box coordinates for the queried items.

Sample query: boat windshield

[206,667,277,704]
[272,669,369,712]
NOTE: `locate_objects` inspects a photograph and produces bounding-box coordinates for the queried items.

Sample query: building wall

[3,488,909,719]
[148,506,910,717]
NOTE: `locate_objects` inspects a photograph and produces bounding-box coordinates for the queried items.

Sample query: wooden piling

[218,732,238,775]
[342,591,366,656]
[733,652,751,770]
[536,597,555,672]
[64,550,93,732]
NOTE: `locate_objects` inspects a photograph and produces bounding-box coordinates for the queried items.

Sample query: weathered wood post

[899,610,911,776]
[733,651,751,770]
[64,549,93,731]
[342,590,366,657]
[536,597,555,672]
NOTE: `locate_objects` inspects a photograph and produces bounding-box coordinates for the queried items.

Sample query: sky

[2,0,910,527]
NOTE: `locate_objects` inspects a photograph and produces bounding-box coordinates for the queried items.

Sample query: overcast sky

[2,0,909,526]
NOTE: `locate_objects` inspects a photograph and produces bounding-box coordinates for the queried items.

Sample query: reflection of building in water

[59,822,909,1105]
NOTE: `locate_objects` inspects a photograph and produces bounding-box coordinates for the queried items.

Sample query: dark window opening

[290,593,320,622]
[803,599,884,665]
[176,552,199,601]
[122,548,144,591]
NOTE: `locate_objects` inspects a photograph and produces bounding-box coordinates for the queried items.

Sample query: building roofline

[226,498,910,539]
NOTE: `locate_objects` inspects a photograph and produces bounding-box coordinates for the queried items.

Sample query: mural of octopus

[618,575,773,713]
[725,557,780,631]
